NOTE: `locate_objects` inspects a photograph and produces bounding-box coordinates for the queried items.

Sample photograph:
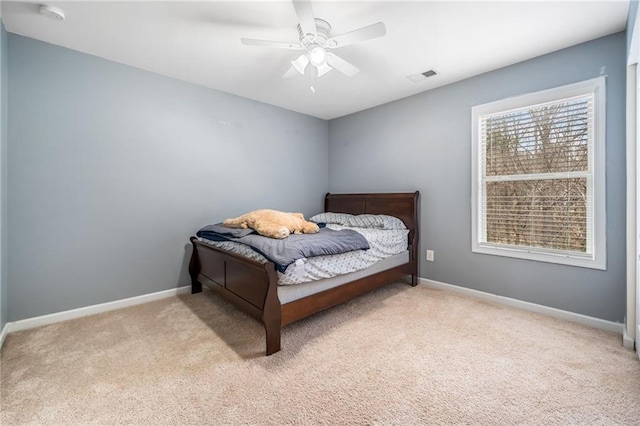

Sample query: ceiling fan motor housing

[298,18,331,46]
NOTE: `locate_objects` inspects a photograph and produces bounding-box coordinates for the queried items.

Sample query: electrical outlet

[426,249,434,261]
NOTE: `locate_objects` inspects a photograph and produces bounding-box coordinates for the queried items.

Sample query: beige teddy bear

[223,209,320,239]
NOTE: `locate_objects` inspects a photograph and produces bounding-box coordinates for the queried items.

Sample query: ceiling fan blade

[326,22,386,49]
[283,66,301,79]
[241,38,302,50]
[292,0,317,36]
[326,53,359,77]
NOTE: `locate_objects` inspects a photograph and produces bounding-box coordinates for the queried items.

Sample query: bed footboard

[189,237,282,355]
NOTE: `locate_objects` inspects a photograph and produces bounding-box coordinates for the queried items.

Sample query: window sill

[472,243,606,270]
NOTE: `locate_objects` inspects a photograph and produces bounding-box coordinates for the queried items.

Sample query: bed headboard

[323,192,420,252]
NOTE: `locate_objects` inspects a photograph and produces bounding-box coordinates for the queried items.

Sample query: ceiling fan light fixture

[317,62,332,77]
[291,54,310,74]
[308,44,327,66]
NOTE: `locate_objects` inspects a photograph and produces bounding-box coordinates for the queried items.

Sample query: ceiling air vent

[406,70,437,83]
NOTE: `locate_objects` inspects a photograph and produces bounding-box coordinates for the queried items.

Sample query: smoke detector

[39,5,66,21]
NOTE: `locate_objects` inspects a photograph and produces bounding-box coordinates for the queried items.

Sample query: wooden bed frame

[188,191,420,356]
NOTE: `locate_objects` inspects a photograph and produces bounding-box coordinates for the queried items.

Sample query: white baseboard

[420,278,625,335]
[623,328,635,350]
[4,286,191,337]
[0,322,8,349]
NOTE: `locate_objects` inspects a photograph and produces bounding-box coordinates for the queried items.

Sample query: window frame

[471,77,606,270]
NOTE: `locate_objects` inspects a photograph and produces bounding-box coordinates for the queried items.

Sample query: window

[471,77,606,269]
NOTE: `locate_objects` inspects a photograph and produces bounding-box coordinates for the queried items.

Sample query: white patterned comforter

[199,224,409,285]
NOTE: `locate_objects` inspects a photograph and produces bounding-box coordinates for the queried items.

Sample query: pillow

[309,212,407,230]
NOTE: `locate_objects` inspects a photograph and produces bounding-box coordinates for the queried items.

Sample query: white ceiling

[1,0,630,120]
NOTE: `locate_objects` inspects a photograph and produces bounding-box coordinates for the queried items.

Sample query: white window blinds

[480,95,593,256]
[471,77,606,269]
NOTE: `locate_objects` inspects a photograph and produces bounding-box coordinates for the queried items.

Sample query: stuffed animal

[223,209,320,239]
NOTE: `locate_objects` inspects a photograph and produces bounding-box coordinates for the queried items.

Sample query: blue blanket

[197,223,369,273]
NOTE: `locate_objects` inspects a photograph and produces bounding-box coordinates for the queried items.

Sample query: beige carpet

[1,283,639,425]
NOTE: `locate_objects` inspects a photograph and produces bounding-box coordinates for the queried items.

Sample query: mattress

[199,224,409,285]
[277,251,409,304]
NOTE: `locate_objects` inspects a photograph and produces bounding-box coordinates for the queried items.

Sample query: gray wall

[628,0,638,55]
[0,22,6,331]
[328,33,627,322]
[7,35,328,321]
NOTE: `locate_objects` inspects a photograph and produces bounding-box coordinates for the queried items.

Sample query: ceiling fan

[240,0,386,82]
